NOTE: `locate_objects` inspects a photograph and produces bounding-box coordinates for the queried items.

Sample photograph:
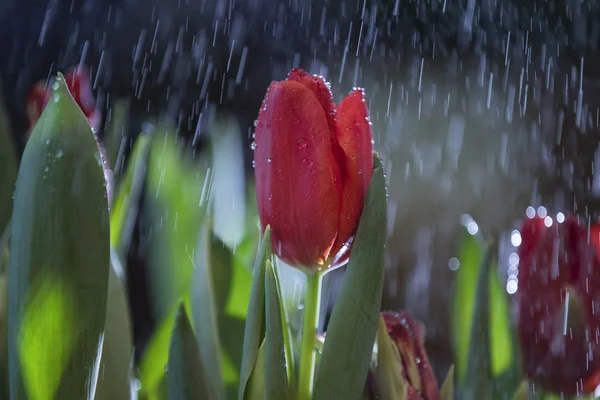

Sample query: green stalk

[298,270,323,400]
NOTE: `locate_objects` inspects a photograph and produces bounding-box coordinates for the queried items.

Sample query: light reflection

[448,257,460,271]
[556,212,565,223]
[506,279,518,294]
[544,216,553,227]
[537,206,548,218]
[509,252,519,267]
[526,206,536,218]
[510,230,522,247]
[466,221,479,235]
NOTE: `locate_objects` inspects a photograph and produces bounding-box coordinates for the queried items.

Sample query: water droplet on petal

[297,138,308,150]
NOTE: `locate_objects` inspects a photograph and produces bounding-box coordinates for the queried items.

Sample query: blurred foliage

[452,228,520,399]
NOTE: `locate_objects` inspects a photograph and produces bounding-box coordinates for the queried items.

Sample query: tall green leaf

[313,153,387,400]
[145,128,208,322]
[461,245,493,399]
[190,223,225,399]
[238,227,272,400]
[264,260,288,399]
[489,262,520,398]
[139,304,178,397]
[376,315,407,399]
[167,305,219,400]
[452,230,520,399]
[109,133,151,254]
[452,230,484,386]
[8,73,109,398]
[95,261,134,400]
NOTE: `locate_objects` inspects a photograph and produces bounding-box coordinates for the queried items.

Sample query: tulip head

[518,215,600,394]
[253,69,373,269]
[379,311,440,400]
[27,67,101,134]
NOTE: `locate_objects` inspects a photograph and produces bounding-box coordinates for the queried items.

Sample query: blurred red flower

[518,214,600,394]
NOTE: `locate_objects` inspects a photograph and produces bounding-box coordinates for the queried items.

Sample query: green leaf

[190,223,225,399]
[245,340,266,400]
[18,274,80,400]
[462,245,493,399]
[272,261,295,394]
[489,267,520,398]
[264,260,289,399]
[376,315,407,400]
[145,128,208,321]
[452,230,484,386]
[8,73,109,399]
[109,133,151,253]
[0,80,17,234]
[167,304,219,400]
[440,365,455,400]
[95,260,134,400]
[139,306,177,396]
[238,227,272,400]
[313,153,387,400]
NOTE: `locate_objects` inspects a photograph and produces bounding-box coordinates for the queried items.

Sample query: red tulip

[518,214,600,394]
[380,311,440,400]
[27,67,101,133]
[253,69,373,268]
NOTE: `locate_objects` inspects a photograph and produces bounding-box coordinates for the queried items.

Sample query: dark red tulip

[27,67,101,133]
[381,311,440,400]
[253,69,373,268]
[518,215,600,394]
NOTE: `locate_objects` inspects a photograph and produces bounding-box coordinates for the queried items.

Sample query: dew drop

[51,81,60,91]
[297,138,308,150]
[250,141,257,150]
[52,93,60,103]
[267,157,272,163]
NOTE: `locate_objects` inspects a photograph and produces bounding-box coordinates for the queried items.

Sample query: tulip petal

[287,69,345,215]
[286,69,337,134]
[332,89,373,257]
[254,80,339,267]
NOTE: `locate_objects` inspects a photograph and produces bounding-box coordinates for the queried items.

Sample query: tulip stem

[298,270,322,400]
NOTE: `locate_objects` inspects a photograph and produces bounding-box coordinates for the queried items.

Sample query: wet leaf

[376,315,407,400]
[264,260,289,399]
[313,153,387,400]
[8,73,109,398]
[167,305,219,400]
[238,227,272,400]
